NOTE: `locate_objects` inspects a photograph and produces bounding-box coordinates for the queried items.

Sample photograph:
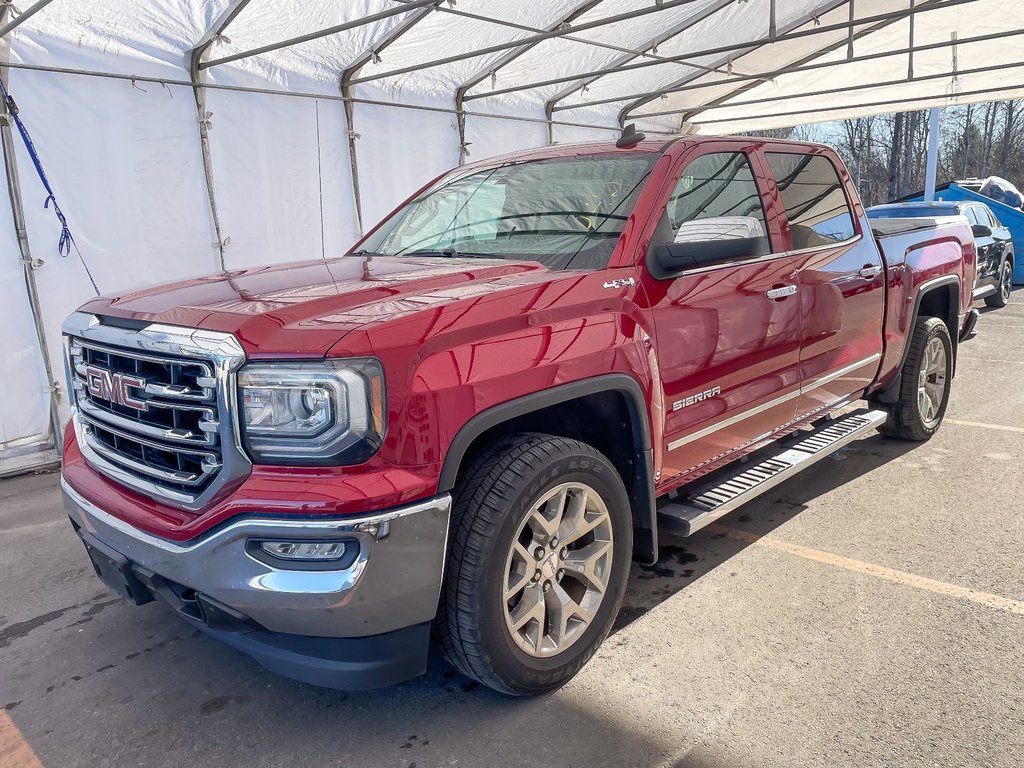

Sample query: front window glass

[358,153,658,270]
[666,152,772,253]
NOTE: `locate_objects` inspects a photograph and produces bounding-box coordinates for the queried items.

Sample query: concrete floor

[2,296,1023,768]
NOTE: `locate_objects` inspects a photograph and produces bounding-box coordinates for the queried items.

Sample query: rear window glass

[766,153,857,248]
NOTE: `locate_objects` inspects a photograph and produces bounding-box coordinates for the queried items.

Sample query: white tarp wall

[3,0,1024,474]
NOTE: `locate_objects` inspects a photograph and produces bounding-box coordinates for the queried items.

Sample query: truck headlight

[238,359,385,465]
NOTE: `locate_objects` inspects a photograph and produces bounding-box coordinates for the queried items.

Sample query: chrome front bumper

[63,479,451,638]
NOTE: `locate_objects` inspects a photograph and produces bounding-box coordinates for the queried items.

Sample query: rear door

[761,150,885,418]
[640,144,802,488]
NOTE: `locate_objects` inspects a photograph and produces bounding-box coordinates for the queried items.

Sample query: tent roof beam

[466,0,975,103]
[454,0,605,108]
[617,0,851,126]
[625,27,1023,121]
[542,0,739,121]
[638,60,1024,124]
[0,0,54,38]
[199,0,439,71]
[340,1,440,89]
[692,81,1024,127]
[346,0,706,87]
[187,0,253,81]
[392,0,684,63]
[673,0,944,127]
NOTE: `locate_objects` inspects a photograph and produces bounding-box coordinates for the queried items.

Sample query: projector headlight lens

[238,359,385,465]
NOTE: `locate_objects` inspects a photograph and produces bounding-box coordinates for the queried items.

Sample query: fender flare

[873,274,961,404]
[437,373,659,564]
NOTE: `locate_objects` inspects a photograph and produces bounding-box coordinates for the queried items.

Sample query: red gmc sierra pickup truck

[61,132,978,695]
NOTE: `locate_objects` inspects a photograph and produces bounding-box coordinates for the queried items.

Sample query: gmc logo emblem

[84,366,148,411]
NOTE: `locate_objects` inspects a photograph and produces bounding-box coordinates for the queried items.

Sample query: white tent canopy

[3,0,1023,474]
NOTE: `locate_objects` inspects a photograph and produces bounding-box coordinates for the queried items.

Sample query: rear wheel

[436,433,632,695]
[881,317,953,441]
[985,257,1013,308]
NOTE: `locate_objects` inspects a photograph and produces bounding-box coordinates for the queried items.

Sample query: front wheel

[985,257,1013,308]
[436,433,632,695]
[881,316,953,441]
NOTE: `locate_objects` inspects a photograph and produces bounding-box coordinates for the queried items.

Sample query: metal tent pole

[340,2,441,234]
[0,7,63,459]
[924,107,941,202]
[186,0,254,272]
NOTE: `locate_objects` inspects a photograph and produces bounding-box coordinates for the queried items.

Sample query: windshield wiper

[399,247,499,259]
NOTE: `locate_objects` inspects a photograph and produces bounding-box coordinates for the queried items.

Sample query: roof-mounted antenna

[616,123,646,149]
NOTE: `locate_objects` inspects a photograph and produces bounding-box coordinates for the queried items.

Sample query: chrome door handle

[859,265,883,279]
[765,285,798,299]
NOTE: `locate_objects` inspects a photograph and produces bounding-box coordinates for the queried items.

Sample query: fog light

[260,541,348,561]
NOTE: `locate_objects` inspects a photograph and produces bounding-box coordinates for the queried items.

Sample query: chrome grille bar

[62,312,250,511]
[80,415,219,487]
[70,339,215,402]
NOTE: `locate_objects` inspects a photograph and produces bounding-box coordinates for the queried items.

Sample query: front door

[965,205,997,282]
[761,150,885,417]
[640,146,803,489]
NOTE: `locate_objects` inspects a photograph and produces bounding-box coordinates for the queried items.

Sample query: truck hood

[81,255,551,356]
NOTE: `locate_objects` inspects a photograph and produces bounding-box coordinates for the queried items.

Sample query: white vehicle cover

[3,0,1024,473]
[979,176,1024,209]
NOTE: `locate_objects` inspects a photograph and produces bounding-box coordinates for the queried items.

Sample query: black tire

[985,257,1013,308]
[881,316,953,441]
[435,433,632,695]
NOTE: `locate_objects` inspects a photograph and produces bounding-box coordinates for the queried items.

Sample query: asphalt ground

[2,294,1022,768]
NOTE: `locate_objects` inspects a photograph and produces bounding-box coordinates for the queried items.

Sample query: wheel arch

[437,374,658,564]
[872,275,961,404]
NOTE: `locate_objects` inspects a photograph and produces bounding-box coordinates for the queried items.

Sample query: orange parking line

[713,525,1024,617]
[0,711,44,768]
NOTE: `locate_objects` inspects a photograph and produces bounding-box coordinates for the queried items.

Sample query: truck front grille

[63,313,250,510]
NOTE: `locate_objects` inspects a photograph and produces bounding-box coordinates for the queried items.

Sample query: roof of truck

[458,135,836,171]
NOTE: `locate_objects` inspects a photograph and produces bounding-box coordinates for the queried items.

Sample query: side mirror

[971,224,993,239]
[653,236,769,276]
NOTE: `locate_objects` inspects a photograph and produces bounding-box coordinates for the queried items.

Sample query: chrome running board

[973,284,997,300]
[659,408,889,536]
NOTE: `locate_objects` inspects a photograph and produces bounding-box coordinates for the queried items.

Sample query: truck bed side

[870,216,976,390]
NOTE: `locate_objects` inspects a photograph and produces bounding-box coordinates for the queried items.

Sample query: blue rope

[0,77,97,292]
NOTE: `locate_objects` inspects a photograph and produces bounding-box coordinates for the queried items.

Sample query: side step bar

[659,408,888,536]
[973,284,997,300]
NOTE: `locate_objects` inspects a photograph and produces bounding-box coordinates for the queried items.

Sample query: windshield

[358,153,658,270]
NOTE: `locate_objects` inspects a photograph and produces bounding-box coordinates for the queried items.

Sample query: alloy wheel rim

[917,336,948,428]
[501,482,613,658]
[1002,262,1012,301]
